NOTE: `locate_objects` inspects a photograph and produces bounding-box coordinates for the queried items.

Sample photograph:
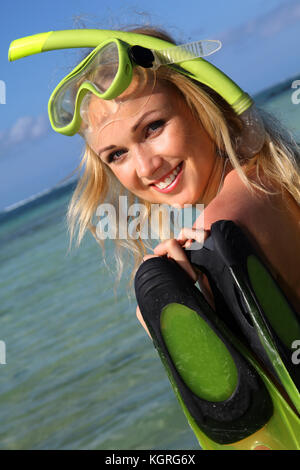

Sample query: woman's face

[87,81,218,208]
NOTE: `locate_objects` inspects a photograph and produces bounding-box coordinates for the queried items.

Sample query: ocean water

[0,75,299,450]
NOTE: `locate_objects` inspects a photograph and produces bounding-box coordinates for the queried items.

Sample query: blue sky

[1,0,300,211]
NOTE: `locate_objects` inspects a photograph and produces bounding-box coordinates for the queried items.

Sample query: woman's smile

[149,161,184,193]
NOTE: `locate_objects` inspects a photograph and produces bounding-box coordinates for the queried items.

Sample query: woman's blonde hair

[66,26,300,286]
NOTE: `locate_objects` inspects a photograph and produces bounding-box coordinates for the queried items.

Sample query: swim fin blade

[134,224,300,450]
[185,220,300,414]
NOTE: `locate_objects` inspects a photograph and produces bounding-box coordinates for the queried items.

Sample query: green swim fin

[134,222,300,450]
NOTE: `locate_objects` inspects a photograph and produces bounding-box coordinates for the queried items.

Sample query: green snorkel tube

[8,29,265,159]
[8,30,249,115]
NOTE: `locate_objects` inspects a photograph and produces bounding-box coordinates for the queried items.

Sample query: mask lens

[50,42,121,129]
[51,78,77,128]
[88,42,119,93]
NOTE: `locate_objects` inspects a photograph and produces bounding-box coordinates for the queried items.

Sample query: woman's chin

[165,191,201,208]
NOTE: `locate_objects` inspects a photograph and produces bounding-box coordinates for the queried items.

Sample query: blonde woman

[9,26,300,449]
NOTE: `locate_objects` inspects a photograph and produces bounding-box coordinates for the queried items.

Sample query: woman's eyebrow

[97,144,116,157]
[131,109,160,133]
[97,109,161,156]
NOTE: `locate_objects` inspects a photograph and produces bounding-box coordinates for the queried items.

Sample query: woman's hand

[153,227,206,282]
[136,227,207,336]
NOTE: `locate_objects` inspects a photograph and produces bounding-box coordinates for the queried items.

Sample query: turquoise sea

[0,75,299,450]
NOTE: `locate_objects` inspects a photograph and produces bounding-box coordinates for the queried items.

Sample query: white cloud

[0,113,49,153]
[259,1,300,38]
[30,115,48,139]
[218,0,300,45]
[8,114,48,143]
[8,116,33,144]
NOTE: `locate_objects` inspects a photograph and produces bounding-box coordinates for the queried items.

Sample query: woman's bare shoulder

[202,169,275,233]
[202,167,299,234]
[200,168,300,312]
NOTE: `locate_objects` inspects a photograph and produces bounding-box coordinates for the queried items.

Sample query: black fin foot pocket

[134,255,273,445]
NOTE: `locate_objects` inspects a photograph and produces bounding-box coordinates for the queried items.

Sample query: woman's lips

[150,161,184,194]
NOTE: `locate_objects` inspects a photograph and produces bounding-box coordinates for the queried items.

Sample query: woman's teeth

[154,163,182,189]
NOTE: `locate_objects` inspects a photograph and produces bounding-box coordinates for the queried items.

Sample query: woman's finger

[176,227,205,247]
[154,238,198,282]
[142,254,158,262]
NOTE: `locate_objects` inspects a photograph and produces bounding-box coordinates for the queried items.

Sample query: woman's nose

[133,144,163,179]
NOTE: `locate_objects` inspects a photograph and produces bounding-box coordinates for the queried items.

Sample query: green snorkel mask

[8,29,265,158]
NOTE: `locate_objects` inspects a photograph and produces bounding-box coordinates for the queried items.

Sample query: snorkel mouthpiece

[236,106,266,159]
[8,31,53,62]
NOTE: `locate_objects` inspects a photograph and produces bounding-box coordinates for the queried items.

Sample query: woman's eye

[108,149,126,163]
[106,120,165,163]
[146,120,165,136]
